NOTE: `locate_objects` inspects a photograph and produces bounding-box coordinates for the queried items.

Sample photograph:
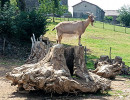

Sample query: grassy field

[45,17,130,68]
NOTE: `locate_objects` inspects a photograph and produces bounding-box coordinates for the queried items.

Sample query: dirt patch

[0,59,130,100]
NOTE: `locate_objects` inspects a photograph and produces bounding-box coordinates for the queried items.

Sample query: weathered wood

[92,56,124,79]
[26,35,52,64]
[6,45,111,94]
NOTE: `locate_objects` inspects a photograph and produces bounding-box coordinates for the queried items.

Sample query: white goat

[52,13,95,46]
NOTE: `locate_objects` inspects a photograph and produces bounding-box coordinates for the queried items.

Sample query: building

[73,1,105,21]
[104,10,119,24]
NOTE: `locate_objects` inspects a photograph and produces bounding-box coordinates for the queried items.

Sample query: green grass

[45,18,130,69]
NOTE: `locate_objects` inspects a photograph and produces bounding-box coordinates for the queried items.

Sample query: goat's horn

[86,12,91,15]
[94,16,97,18]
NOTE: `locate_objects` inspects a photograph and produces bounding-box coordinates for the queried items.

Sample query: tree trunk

[6,45,111,94]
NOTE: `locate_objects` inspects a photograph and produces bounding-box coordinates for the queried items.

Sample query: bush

[0,3,48,42]
[14,11,48,41]
[0,3,17,38]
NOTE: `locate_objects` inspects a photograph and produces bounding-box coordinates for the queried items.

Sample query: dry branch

[26,34,52,64]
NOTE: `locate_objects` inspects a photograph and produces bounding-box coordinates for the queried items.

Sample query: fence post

[125,26,126,33]
[103,21,104,29]
[109,47,112,62]
[114,25,115,31]
[113,22,115,31]
[84,46,87,64]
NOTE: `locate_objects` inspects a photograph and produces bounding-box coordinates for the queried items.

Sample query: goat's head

[87,12,95,26]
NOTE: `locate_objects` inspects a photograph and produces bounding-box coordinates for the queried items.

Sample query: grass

[45,17,130,69]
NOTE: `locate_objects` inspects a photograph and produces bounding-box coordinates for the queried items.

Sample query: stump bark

[26,34,52,64]
[6,45,111,94]
[92,55,123,79]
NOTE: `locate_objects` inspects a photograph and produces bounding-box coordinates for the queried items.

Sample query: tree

[0,2,47,42]
[39,0,67,22]
[1,0,10,8]
[104,16,113,23]
[117,5,130,26]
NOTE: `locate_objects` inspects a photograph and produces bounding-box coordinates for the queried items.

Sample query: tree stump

[92,55,123,79]
[6,45,111,94]
[26,34,52,64]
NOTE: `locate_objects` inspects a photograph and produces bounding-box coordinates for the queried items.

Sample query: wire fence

[94,21,130,34]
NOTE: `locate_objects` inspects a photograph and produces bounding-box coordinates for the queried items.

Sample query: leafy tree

[0,3,17,38]
[117,5,130,26]
[0,3,47,42]
[1,0,10,8]
[39,0,67,22]
[14,10,48,41]
[104,16,113,23]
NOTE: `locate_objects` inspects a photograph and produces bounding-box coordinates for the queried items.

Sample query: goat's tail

[52,27,55,31]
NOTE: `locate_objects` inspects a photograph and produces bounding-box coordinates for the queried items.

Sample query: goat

[52,13,95,46]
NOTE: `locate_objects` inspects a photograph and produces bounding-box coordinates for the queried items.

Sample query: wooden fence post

[125,26,126,33]
[84,46,87,64]
[109,47,112,62]
[103,21,104,29]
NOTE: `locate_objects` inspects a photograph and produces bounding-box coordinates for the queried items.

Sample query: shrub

[0,3,48,43]
[0,3,17,38]
[14,10,48,42]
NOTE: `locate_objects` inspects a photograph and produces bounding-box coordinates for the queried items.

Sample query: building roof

[104,10,119,16]
[72,1,104,12]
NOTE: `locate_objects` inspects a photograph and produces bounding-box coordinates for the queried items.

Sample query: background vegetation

[117,5,130,26]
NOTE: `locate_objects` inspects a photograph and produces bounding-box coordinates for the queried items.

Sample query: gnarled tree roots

[92,55,123,79]
[6,45,111,94]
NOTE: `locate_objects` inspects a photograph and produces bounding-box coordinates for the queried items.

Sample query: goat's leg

[59,36,62,44]
[78,35,82,46]
[57,35,62,44]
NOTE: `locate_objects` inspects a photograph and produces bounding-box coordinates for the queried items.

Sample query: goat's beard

[91,22,93,26]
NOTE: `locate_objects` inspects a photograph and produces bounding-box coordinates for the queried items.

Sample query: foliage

[104,16,113,23]
[0,3,17,38]
[14,10,47,41]
[1,0,10,8]
[39,0,68,22]
[0,3,47,42]
[117,5,130,26]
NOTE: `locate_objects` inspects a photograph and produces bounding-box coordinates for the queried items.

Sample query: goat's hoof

[79,44,82,46]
